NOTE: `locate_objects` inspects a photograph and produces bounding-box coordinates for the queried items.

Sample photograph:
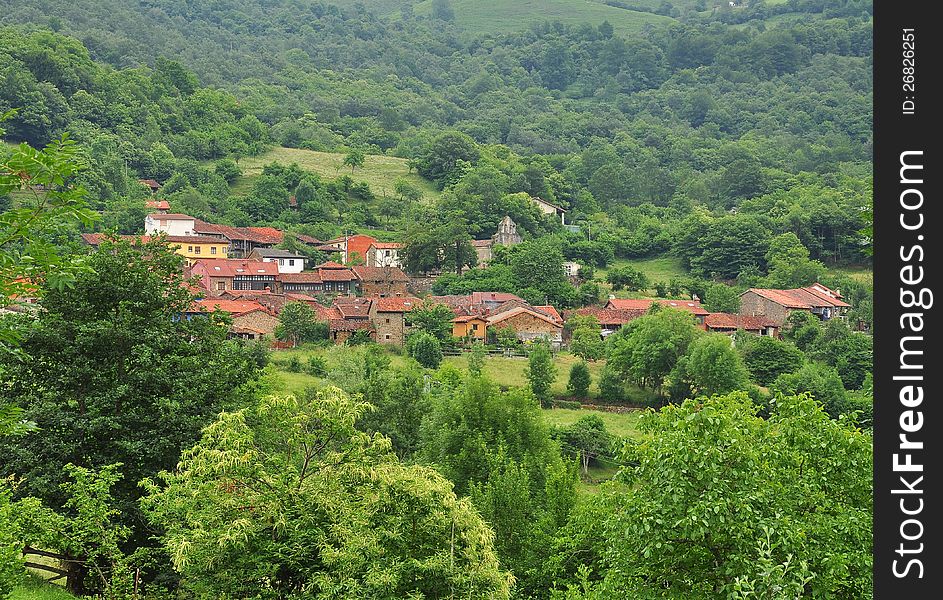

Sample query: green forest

[1,0,873,598]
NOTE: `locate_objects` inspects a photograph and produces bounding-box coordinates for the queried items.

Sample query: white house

[144,213,196,236]
[366,242,403,268]
[247,248,305,274]
[562,261,582,278]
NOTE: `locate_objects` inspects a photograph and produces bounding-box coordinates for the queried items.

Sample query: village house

[487,306,564,348]
[605,298,710,325]
[189,259,278,295]
[564,306,648,338]
[370,296,419,346]
[530,196,567,225]
[352,265,410,297]
[365,242,403,268]
[452,314,489,340]
[247,248,306,273]
[144,213,196,236]
[81,233,229,264]
[739,283,850,326]
[322,297,375,344]
[187,298,280,341]
[139,178,161,194]
[703,313,780,337]
[278,261,358,296]
[316,234,378,265]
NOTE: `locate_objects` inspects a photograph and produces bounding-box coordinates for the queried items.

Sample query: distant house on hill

[139,179,161,193]
[739,283,850,326]
[530,196,566,224]
[277,261,357,296]
[605,298,709,325]
[145,199,170,213]
[81,233,229,265]
[145,213,196,237]
[316,234,379,265]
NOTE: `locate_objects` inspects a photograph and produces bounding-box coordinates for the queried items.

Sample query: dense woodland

[1,1,873,598]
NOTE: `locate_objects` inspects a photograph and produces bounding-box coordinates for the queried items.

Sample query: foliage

[741,335,805,386]
[405,300,454,343]
[0,237,262,557]
[467,341,487,376]
[526,341,558,408]
[701,282,742,314]
[772,362,849,422]
[607,308,700,394]
[274,301,327,347]
[566,361,591,399]
[671,334,750,400]
[406,331,443,369]
[596,363,626,403]
[141,389,512,599]
[566,392,871,597]
[554,415,614,476]
[355,362,430,460]
[605,265,649,292]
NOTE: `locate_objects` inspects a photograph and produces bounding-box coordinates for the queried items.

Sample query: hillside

[412,0,676,36]
[230,147,441,202]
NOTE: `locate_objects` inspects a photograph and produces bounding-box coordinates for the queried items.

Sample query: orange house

[452,315,488,340]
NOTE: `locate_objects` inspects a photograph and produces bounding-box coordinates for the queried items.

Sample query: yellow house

[168,235,230,264]
[80,233,229,265]
[452,315,488,340]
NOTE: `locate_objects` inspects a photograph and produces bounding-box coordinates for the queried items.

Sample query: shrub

[305,355,328,377]
[285,355,302,373]
[567,361,591,399]
[407,332,443,369]
[597,364,625,403]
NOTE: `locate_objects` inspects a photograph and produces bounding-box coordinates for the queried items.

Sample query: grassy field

[831,265,873,285]
[412,0,675,37]
[230,146,440,201]
[269,345,656,404]
[541,406,644,439]
[596,255,689,297]
[10,576,74,600]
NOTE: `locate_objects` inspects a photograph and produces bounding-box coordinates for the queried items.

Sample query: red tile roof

[704,313,779,331]
[369,242,403,250]
[278,272,323,284]
[487,306,563,329]
[319,268,357,281]
[470,292,524,305]
[191,259,278,278]
[745,286,850,309]
[293,233,322,245]
[192,299,269,317]
[139,179,161,189]
[566,307,647,328]
[534,305,562,322]
[147,213,195,222]
[374,296,420,312]
[352,266,409,282]
[192,220,284,245]
[452,314,487,323]
[606,298,708,316]
[81,233,226,246]
[316,261,347,269]
[145,200,171,210]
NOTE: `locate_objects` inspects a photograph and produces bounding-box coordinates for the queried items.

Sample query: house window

[188,246,193,253]
[194,246,201,254]
[279,259,284,266]
[385,334,391,340]
[216,281,226,291]
[288,259,295,266]
[385,318,390,324]
[473,324,479,332]
[211,247,217,255]
[384,250,391,257]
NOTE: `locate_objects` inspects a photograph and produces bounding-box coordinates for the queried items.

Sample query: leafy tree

[467,341,487,376]
[597,363,626,403]
[702,282,741,313]
[741,336,804,386]
[556,415,614,475]
[607,308,700,394]
[417,131,479,187]
[566,361,591,399]
[406,300,454,343]
[673,334,750,399]
[764,232,826,288]
[782,310,822,352]
[493,325,519,352]
[772,363,848,421]
[569,326,605,362]
[567,392,871,597]
[0,237,262,553]
[406,330,443,369]
[342,148,365,172]
[274,301,327,347]
[605,265,649,292]
[526,341,557,407]
[355,362,430,459]
[141,390,512,599]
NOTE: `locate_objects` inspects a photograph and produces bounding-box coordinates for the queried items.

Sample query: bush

[551,399,582,410]
[285,355,302,373]
[567,361,591,399]
[741,336,805,386]
[305,355,328,377]
[407,331,443,369]
[597,364,625,403]
[606,265,649,291]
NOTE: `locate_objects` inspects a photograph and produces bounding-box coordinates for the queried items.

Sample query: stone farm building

[739,283,850,326]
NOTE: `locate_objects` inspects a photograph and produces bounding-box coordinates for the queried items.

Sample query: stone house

[352,266,410,297]
[703,313,780,337]
[487,306,564,348]
[739,283,850,326]
[530,196,567,224]
[189,299,280,340]
[189,259,278,295]
[369,296,419,346]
